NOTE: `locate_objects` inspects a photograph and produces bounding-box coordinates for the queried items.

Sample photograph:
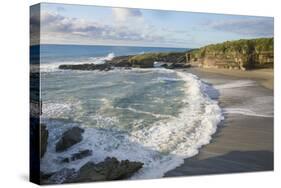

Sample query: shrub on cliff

[128,52,186,67]
[189,37,273,69]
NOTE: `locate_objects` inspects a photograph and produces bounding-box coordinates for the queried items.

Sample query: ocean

[37,44,223,179]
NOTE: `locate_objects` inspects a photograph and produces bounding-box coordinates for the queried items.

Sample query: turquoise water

[39,44,188,63]
[39,45,223,179]
[41,69,185,132]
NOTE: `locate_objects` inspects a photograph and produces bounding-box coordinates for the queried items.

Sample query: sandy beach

[193,67,274,90]
[165,68,274,177]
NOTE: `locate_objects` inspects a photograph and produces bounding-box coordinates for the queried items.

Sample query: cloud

[38,10,198,47]
[208,18,274,37]
[40,11,168,45]
[112,8,142,22]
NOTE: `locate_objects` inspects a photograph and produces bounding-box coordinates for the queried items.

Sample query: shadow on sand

[165,150,273,177]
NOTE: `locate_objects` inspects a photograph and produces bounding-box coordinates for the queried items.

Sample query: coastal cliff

[58,38,273,71]
[187,38,273,70]
[59,52,189,70]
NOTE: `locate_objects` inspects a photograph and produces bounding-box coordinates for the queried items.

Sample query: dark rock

[59,63,113,71]
[44,168,77,184]
[107,55,132,67]
[68,157,143,183]
[132,60,154,68]
[61,149,92,163]
[56,127,84,152]
[166,63,191,69]
[160,63,168,68]
[40,124,48,158]
[40,171,54,181]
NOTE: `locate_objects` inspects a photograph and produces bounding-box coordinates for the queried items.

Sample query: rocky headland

[58,52,191,71]
[187,38,273,70]
[58,38,273,72]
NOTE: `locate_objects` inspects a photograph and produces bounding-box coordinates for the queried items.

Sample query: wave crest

[41,70,224,179]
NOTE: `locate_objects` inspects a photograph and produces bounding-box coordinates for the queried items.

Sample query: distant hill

[188,38,273,70]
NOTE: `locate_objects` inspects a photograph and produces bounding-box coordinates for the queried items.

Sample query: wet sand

[193,67,274,90]
[165,68,274,177]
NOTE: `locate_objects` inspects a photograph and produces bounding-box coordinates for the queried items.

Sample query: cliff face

[188,38,273,70]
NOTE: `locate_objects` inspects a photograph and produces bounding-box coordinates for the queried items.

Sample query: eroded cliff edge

[187,38,273,70]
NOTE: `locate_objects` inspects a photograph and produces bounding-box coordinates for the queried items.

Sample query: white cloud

[39,11,174,46]
[36,10,196,47]
[112,8,142,22]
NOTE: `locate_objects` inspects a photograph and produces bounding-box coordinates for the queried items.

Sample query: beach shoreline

[164,67,274,177]
[193,67,274,90]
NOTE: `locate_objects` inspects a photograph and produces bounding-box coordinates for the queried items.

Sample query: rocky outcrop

[188,38,273,70]
[41,157,143,184]
[61,150,92,163]
[166,63,191,69]
[56,127,84,152]
[59,63,113,71]
[106,55,132,67]
[67,157,143,183]
[128,52,187,68]
[40,124,48,158]
[59,52,190,71]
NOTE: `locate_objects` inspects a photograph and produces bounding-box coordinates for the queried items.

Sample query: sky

[30,3,274,48]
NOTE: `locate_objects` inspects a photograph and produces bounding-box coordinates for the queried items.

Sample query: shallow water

[40,67,223,179]
[38,45,223,179]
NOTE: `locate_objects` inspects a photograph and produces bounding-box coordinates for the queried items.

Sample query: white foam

[223,108,273,118]
[41,69,224,179]
[154,61,166,68]
[215,80,256,89]
[214,79,273,118]
[42,102,73,119]
[156,77,181,82]
[130,71,224,178]
[116,106,174,119]
[40,53,115,73]
[89,52,115,64]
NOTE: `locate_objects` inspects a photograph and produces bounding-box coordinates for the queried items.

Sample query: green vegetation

[189,38,274,70]
[128,52,186,68]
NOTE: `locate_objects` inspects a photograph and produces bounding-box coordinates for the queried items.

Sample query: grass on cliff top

[129,52,186,62]
[190,37,273,57]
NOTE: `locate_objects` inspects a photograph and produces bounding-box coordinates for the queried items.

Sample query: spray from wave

[39,52,115,73]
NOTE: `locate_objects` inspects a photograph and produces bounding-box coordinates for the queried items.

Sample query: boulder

[61,149,92,163]
[40,124,48,158]
[55,127,84,152]
[68,157,143,183]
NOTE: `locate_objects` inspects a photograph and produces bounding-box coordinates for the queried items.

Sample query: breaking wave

[40,69,224,179]
[39,52,115,73]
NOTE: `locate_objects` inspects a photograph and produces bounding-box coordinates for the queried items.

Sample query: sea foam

[40,52,115,73]
[41,69,224,179]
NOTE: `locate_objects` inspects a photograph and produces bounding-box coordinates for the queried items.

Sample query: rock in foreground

[56,127,84,152]
[67,157,143,183]
[41,157,143,184]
